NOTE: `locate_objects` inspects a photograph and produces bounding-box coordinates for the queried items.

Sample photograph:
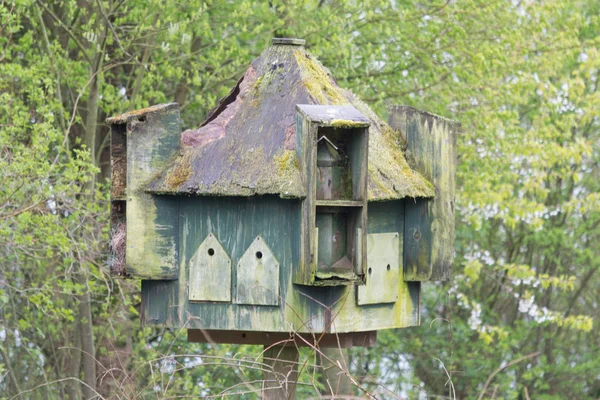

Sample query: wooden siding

[389,106,458,281]
[141,198,420,333]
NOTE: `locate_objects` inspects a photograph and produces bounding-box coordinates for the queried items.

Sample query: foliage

[0,0,598,399]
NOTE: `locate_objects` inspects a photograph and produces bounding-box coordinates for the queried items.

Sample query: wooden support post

[320,347,352,397]
[262,344,299,400]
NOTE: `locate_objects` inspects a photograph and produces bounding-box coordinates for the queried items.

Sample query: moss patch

[294,50,346,105]
[164,151,192,189]
[331,119,368,129]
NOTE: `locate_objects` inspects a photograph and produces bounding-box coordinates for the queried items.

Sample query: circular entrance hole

[386,264,391,271]
[207,248,215,256]
[368,267,372,275]
[256,251,263,259]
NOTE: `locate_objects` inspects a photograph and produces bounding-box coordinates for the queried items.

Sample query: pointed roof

[148,39,433,200]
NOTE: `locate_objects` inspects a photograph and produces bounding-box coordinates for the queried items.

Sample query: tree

[0,0,597,398]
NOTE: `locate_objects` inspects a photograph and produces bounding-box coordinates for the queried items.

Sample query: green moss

[294,50,346,104]
[331,119,367,129]
[272,149,302,197]
[380,123,407,150]
[251,64,283,105]
[274,149,294,173]
[164,151,192,189]
[339,166,353,199]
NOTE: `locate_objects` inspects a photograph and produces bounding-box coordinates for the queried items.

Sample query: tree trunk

[174,35,203,107]
[79,18,106,396]
[79,290,97,399]
[65,319,82,400]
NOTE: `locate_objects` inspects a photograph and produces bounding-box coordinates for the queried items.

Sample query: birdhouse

[107,38,458,347]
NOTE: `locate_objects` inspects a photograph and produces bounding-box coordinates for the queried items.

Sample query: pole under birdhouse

[262,344,299,399]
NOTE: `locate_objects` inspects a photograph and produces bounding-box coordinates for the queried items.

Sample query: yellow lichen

[330,119,367,129]
[164,151,192,189]
[274,149,292,173]
[106,103,178,125]
[294,50,347,105]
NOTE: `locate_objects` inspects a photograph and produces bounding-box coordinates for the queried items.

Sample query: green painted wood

[316,210,348,270]
[347,127,368,201]
[403,199,433,280]
[295,107,368,285]
[107,104,181,279]
[354,228,363,275]
[236,236,280,306]
[316,137,346,200]
[315,200,362,207]
[358,200,420,325]
[357,232,401,305]
[347,126,368,278]
[287,201,420,332]
[389,106,458,282]
[142,196,299,330]
[140,198,420,334]
[295,112,316,285]
[189,233,231,302]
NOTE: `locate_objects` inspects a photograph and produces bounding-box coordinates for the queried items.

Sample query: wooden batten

[109,122,127,276]
[388,106,458,281]
[187,329,377,348]
[107,103,181,279]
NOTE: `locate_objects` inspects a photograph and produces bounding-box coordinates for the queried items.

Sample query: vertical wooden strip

[110,123,127,199]
[109,124,127,276]
[388,106,458,281]
[295,110,317,285]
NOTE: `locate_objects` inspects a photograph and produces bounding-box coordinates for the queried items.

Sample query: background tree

[0,0,598,399]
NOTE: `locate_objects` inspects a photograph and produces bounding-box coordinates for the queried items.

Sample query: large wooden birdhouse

[107,38,458,347]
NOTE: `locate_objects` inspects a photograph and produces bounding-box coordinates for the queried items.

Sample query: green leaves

[1,0,599,398]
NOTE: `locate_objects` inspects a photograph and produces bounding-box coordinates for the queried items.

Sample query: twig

[477,352,541,400]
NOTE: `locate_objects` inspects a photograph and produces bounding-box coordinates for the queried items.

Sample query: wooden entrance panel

[357,232,401,305]
[236,236,280,306]
[189,233,231,302]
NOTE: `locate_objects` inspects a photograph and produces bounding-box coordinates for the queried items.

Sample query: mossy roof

[148,42,434,200]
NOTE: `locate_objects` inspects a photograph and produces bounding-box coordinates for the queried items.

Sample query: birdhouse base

[187,329,376,348]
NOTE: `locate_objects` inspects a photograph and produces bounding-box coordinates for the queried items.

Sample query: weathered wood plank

[110,123,127,199]
[187,329,377,348]
[141,198,420,334]
[296,112,317,285]
[108,103,181,279]
[389,105,458,281]
[189,233,231,302]
[236,236,280,306]
[357,232,401,305]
